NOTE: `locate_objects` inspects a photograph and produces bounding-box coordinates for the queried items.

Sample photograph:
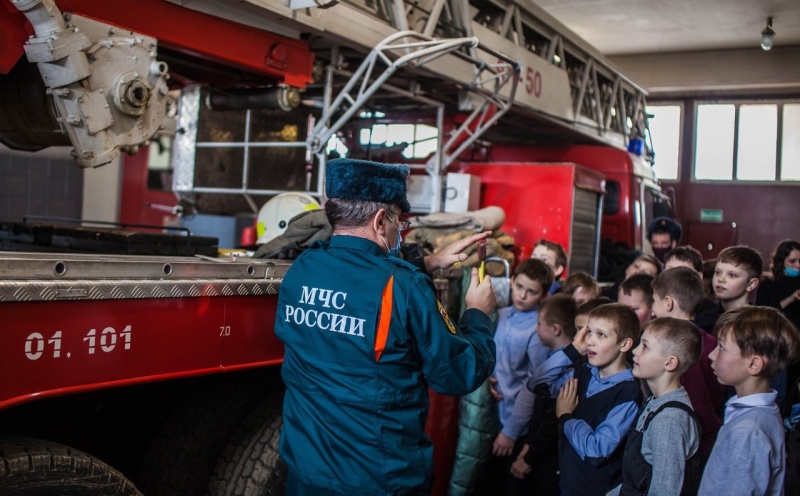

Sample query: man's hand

[424,231,492,272]
[465,268,496,315]
[572,325,589,355]
[492,432,515,457]
[556,378,579,417]
[510,444,532,479]
[488,376,503,401]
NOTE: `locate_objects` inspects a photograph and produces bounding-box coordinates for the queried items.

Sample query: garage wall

[610,46,800,96]
[610,46,800,269]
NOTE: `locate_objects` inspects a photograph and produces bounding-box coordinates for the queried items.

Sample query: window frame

[691,99,800,184]
[645,102,684,182]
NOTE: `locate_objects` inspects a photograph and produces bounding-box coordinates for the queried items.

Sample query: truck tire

[207,392,286,496]
[137,374,270,496]
[0,436,142,495]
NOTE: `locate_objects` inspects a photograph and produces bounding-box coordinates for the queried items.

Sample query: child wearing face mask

[756,239,800,414]
[757,240,800,330]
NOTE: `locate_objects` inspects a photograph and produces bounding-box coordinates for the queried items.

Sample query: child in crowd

[699,307,800,495]
[695,245,762,333]
[532,239,568,295]
[509,294,577,495]
[488,259,554,479]
[562,272,602,306]
[624,253,662,280]
[610,317,703,496]
[617,274,655,331]
[530,304,642,496]
[575,297,613,331]
[664,246,716,314]
[651,267,725,460]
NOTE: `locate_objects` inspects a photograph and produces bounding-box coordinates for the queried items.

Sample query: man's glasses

[389,215,411,233]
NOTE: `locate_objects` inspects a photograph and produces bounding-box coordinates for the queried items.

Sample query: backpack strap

[641,401,698,432]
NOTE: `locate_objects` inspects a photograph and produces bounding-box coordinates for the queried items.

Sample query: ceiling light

[761,17,776,51]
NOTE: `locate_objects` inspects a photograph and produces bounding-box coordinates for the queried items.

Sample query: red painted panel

[1,0,313,87]
[0,295,282,410]
[120,146,177,227]
[484,146,641,248]
[458,162,578,253]
[0,1,29,74]
[425,391,460,496]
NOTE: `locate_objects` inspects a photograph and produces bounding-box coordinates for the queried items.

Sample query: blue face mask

[786,267,800,278]
[382,215,403,257]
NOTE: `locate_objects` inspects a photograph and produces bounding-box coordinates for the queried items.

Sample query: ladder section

[243,0,651,152]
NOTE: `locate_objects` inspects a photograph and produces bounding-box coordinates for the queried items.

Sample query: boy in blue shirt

[489,259,553,462]
[510,294,578,495]
[699,306,800,495]
[531,303,643,496]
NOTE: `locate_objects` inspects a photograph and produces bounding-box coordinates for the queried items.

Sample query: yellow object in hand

[477,239,487,282]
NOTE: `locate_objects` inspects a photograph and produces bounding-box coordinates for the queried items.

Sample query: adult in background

[756,239,800,414]
[647,216,682,263]
[276,158,497,495]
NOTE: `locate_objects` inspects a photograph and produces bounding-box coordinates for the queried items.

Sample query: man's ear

[373,209,389,236]
[748,355,767,376]
[620,337,634,353]
[746,277,760,293]
[665,355,680,372]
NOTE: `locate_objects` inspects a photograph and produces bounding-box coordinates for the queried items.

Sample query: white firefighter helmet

[256,192,320,244]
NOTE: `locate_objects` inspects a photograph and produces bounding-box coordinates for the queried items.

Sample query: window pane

[386,124,414,146]
[782,104,800,181]
[695,104,735,180]
[647,105,680,180]
[737,104,777,181]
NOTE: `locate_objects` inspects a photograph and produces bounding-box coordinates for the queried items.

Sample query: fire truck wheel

[207,392,286,496]
[0,437,142,495]
[136,376,268,496]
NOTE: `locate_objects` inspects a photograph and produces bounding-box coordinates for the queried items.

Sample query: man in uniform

[647,216,682,263]
[276,158,497,495]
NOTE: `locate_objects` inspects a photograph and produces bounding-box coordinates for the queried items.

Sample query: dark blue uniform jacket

[276,235,496,495]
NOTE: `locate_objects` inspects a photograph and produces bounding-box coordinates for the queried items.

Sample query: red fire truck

[0,0,669,494]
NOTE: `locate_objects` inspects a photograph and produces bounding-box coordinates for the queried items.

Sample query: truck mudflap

[0,252,291,410]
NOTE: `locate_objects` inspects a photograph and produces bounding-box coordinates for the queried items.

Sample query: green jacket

[276,235,496,495]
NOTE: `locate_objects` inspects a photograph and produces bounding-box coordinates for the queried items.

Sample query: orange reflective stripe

[374,275,394,362]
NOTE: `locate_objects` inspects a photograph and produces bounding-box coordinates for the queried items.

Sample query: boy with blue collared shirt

[510,294,578,495]
[530,303,643,496]
[699,306,800,496]
[490,259,553,460]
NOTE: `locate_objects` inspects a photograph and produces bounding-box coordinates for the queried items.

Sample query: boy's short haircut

[513,258,555,293]
[716,245,763,280]
[652,267,705,315]
[540,294,578,339]
[535,239,568,275]
[634,253,663,275]
[713,306,800,380]
[588,303,641,344]
[619,274,655,305]
[562,272,601,299]
[664,246,704,273]
[576,297,614,317]
[644,317,702,374]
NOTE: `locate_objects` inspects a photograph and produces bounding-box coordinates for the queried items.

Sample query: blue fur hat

[325,158,411,213]
[647,216,682,242]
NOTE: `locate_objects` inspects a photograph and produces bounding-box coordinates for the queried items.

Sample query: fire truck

[0,0,670,494]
